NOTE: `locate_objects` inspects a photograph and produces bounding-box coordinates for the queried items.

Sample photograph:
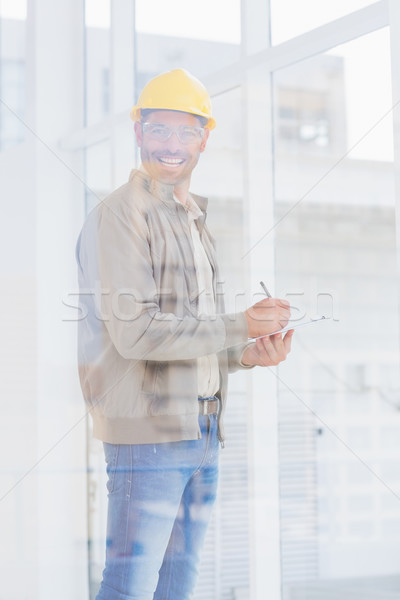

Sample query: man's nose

[165,130,183,152]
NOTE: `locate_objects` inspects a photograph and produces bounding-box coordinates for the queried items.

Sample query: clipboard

[252,316,330,340]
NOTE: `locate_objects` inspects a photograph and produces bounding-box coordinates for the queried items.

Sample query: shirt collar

[173,193,202,222]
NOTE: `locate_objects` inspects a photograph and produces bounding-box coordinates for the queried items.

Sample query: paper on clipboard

[252,316,330,340]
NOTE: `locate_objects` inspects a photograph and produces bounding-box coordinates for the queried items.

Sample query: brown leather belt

[198,397,219,416]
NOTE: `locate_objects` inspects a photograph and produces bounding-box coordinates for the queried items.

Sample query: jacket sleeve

[227,342,256,374]
[82,199,248,362]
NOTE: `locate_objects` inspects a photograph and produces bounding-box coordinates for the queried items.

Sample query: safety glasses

[142,122,205,144]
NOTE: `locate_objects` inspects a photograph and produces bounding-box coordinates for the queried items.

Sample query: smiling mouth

[158,157,185,167]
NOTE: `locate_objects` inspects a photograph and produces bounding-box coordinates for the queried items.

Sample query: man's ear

[134,121,143,147]
[200,128,210,153]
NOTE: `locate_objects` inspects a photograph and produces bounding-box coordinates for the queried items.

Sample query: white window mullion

[241,1,282,598]
[388,0,400,341]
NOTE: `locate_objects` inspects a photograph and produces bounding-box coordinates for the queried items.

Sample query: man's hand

[244,297,291,338]
[241,330,294,367]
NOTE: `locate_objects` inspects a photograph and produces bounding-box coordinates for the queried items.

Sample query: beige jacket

[76,169,249,444]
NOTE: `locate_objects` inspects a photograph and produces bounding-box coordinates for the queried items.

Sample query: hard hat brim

[130,106,216,130]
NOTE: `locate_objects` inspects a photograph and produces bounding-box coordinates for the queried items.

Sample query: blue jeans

[95,413,220,600]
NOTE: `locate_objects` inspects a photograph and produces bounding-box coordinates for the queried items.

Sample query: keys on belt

[198,397,219,416]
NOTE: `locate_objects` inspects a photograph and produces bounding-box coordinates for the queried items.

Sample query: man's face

[134,110,210,186]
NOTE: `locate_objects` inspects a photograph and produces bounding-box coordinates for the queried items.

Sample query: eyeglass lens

[143,123,204,144]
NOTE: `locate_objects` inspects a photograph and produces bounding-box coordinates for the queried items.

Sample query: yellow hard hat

[130,68,216,130]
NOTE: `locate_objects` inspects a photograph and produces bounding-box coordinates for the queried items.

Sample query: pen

[260,281,272,298]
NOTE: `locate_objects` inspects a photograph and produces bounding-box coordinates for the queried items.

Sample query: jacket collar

[129,168,209,217]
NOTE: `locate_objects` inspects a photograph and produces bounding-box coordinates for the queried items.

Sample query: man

[76,68,293,600]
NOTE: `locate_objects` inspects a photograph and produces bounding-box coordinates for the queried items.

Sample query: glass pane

[136,0,240,44]
[84,138,112,600]
[271,0,377,45]
[0,0,27,150]
[0,0,26,19]
[273,28,400,598]
[86,88,250,600]
[192,88,245,312]
[135,0,240,89]
[193,87,249,600]
[85,140,112,213]
[84,0,111,126]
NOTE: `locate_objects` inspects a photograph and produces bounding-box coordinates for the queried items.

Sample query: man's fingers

[256,297,290,309]
[257,334,281,365]
[245,297,292,337]
[262,330,293,357]
[283,329,294,352]
[249,328,293,367]
[277,298,290,308]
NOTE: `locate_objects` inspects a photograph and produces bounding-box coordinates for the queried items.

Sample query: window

[135,0,241,89]
[0,0,27,150]
[270,0,378,45]
[8,2,395,600]
[274,27,400,598]
[84,0,111,126]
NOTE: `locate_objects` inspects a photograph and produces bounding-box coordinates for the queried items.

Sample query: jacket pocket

[148,360,195,416]
[141,360,160,395]
[104,443,119,494]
